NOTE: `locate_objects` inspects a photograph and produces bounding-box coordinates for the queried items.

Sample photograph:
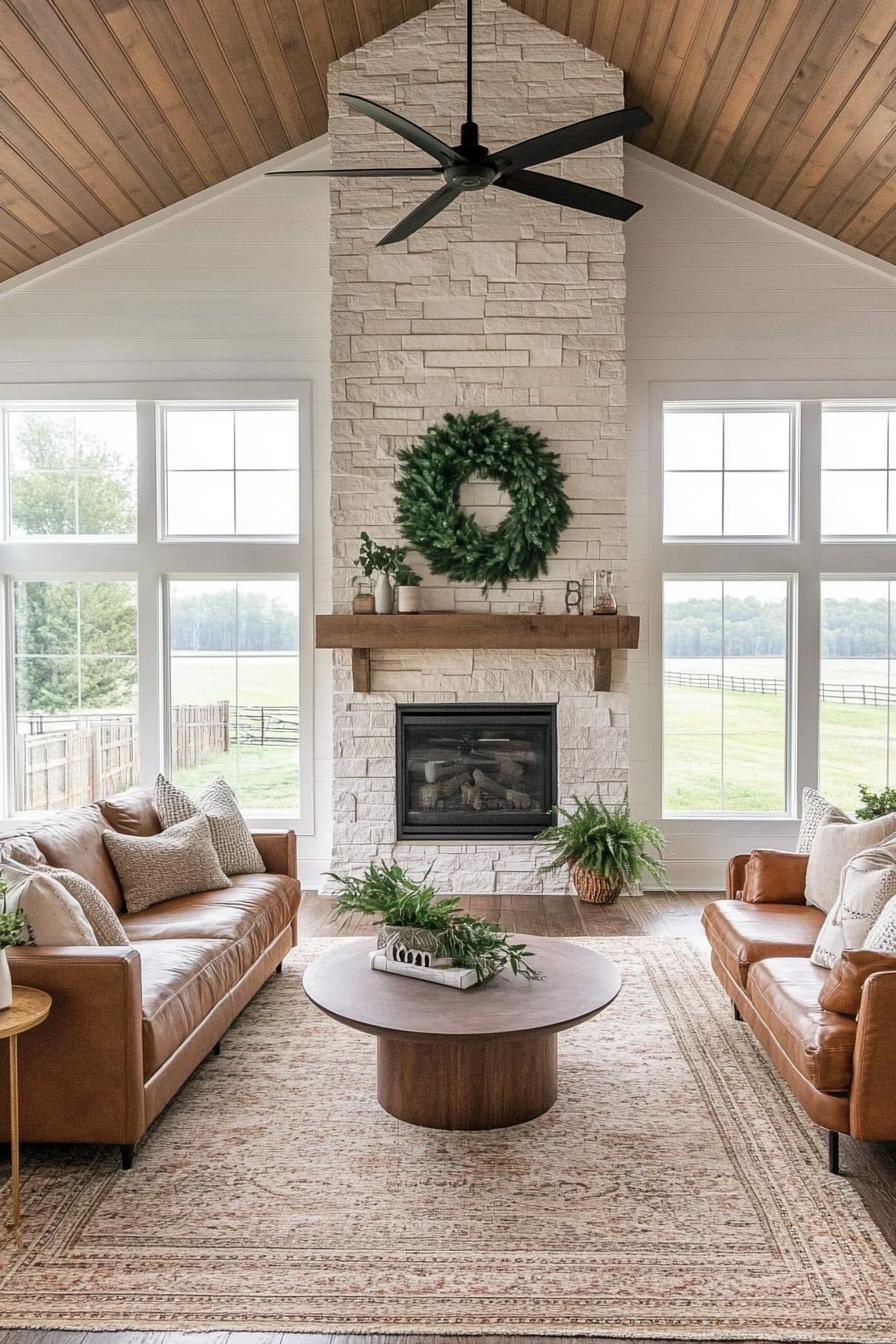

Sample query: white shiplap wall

[624,147,896,889]
[0,138,334,888]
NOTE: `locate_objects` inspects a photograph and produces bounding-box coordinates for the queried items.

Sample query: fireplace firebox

[396,704,557,841]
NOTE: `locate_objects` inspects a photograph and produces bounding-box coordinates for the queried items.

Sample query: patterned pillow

[0,835,46,867]
[865,896,896,955]
[796,788,850,854]
[805,810,896,913]
[1,860,97,947]
[102,814,231,914]
[810,842,896,967]
[153,774,264,877]
[48,868,129,946]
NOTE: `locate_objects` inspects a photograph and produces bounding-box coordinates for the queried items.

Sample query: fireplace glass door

[396,704,557,840]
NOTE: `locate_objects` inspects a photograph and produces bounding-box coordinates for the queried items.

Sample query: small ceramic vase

[373,572,394,615]
[0,948,12,1011]
[397,585,421,613]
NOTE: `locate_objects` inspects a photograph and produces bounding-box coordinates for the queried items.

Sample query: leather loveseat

[702,851,896,1174]
[0,787,299,1168]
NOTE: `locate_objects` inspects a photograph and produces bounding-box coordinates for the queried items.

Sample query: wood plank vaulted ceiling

[1,0,896,282]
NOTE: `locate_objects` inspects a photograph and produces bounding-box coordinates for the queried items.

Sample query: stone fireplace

[326,0,628,894]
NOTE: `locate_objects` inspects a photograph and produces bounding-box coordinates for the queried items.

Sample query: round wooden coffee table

[303,936,620,1130]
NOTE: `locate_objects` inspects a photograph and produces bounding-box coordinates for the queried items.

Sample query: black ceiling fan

[267,0,652,246]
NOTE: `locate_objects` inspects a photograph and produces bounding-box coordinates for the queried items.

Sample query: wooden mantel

[315,613,640,693]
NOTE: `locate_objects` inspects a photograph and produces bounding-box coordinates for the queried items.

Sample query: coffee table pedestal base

[377,1033,558,1130]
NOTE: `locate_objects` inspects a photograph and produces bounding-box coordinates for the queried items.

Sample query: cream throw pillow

[103,814,231,913]
[804,810,896,913]
[153,774,264,877]
[810,841,896,967]
[796,788,850,854]
[1,859,98,947]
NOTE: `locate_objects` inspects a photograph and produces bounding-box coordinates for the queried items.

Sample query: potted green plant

[855,784,896,820]
[354,533,411,615]
[328,861,542,983]
[393,560,422,613]
[0,876,29,1010]
[536,793,670,905]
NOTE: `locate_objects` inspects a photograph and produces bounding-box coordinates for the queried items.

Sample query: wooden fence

[665,669,896,706]
[15,701,299,811]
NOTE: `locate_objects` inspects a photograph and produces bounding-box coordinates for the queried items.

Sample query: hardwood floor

[5,890,894,1344]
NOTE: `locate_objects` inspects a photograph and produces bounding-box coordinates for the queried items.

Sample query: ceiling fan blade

[497,169,643,221]
[495,107,652,173]
[267,166,443,178]
[378,184,460,246]
[342,94,464,166]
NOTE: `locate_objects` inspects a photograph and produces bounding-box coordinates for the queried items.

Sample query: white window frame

[820,402,896,541]
[662,401,799,543]
[647,382,896,838]
[0,381,314,833]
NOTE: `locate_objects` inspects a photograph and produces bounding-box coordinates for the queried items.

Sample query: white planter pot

[397,585,421,613]
[0,948,11,1011]
[373,572,394,615]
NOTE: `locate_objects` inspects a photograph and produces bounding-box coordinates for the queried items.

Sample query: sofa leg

[212,1041,221,1056]
[276,961,283,975]
[828,1129,841,1175]
[120,1144,135,1171]
[733,1002,742,1021]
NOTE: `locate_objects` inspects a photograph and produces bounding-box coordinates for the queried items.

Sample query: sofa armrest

[850,969,896,1142]
[252,830,297,881]
[0,945,145,1146]
[726,855,751,899]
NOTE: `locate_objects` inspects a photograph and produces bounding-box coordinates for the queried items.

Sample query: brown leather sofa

[0,788,300,1168]
[702,851,896,1174]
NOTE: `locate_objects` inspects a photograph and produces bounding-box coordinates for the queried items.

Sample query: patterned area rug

[3,936,895,1339]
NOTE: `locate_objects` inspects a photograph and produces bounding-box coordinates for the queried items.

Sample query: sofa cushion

[748,957,857,1094]
[136,937,244,1079]
[154,774,265,877]
[122,874,298,976]
[741,850,809,904]
[796,787,850,854]
[702,899,824,989]
[100,788,161,837]
[31,804,124,912]
[103,814,231,912]
[819,949,896,1017]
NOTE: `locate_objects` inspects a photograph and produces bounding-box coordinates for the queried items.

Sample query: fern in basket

[536,793,670,904]
[328,861,542,983]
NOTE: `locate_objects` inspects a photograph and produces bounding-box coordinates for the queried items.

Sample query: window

[7,406,137,538]
[0,395,310,825]
[821,407,896,536]
[663,405,794,539]
[658,394,896,822]
[663,579,789,814]
[168,579,300,810]
[818,580,896,812]
[13,580,138,811]
[162,405,300,537]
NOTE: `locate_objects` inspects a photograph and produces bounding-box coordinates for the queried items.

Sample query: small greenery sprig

[537,793,670,891]
[855,784,896,820]
[0,877,28,951]
[328,861,542,983]
[355,533,409,580]
[393,561,422,587]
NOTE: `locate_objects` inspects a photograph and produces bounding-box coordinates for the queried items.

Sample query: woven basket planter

[570,864,623,905]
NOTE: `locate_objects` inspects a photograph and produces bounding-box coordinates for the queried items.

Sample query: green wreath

[394,411,572,591]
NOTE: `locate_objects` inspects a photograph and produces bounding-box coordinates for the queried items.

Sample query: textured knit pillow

[49,867,129,946]
[810,841,896,967]
[1,860,97,947]
[102,814,231,913]
[804,810,896,913]
[864,895,896,955]
[796,788,850,854]
[153,774,264,877]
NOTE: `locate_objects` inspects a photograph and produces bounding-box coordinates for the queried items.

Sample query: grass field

[664,657,895,813]
[171,652,300,810]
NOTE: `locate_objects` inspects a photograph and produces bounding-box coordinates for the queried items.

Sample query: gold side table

[1,986,51,1228]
